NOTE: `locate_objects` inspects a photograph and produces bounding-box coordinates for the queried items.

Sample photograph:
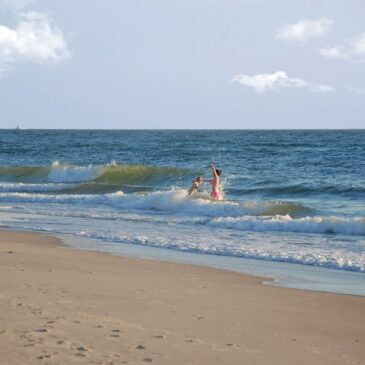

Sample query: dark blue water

[0,130,364,273]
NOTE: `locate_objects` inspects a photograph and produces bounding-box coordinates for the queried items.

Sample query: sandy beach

[0,230,364,365]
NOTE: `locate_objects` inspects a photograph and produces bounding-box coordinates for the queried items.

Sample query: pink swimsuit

[210,178,222,200]
[211,191,221,200]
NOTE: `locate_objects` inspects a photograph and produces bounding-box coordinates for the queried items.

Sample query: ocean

[1,130,364,294]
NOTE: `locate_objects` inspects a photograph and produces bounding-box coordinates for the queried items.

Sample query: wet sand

[0,230,364,365]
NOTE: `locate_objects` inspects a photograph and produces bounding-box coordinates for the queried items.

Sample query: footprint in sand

[31,308,42,315]
[36,354,51,360]
[135,345,145,350]
[23,336,36,348]
[143,358,153,363]
[109,329,122,338]
[76,346,89,352]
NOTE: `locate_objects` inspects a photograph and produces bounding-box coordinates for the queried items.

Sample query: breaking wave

[0,189,364,236]
[0,162,189,192]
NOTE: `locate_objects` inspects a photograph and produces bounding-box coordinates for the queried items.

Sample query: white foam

[0,189,364,236]
[63,229,365,273]
[0,182,73,193]
[47,164,102,183]
[208,215,365,236]
[3,197,365,273]
[0,189,291,216]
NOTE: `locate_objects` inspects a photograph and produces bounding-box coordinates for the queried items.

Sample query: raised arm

[211,164,218,179]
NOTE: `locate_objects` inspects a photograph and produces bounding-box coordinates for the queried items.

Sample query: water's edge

[4,226,363,297]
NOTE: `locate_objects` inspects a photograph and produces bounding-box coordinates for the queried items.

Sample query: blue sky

[0,0,364,129]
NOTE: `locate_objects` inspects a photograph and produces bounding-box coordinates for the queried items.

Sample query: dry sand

[0,230,364,365]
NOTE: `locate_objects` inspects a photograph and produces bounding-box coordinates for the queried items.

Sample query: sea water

[0,130,364,294]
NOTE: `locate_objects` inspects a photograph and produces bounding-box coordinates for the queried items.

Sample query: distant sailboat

[15,124,20,130]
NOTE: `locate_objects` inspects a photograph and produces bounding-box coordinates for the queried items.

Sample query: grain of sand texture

[0,230,364,365]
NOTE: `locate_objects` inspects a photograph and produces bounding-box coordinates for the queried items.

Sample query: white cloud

[319,47,348,60]
[320,32,365,62]
[276,18,333,43]
[346,86,365,95]
[313,84,335,93]
[0,11,70,75]
[232,71,335,93]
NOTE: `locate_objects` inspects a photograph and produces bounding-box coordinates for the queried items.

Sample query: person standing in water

[188,176,203,195]
[207,164,222,200]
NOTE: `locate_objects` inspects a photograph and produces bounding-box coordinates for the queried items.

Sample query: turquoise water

[0,130,364,286]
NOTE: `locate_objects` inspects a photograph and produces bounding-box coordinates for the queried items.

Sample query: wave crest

[0,163,188,186]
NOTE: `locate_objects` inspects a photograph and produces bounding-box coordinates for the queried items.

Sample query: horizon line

[1,128,365,131]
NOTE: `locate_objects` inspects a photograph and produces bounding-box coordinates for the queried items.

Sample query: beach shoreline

[1,229,364,365]
[59,230,365,297]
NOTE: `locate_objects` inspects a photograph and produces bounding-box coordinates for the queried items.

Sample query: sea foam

[0,189,364,236]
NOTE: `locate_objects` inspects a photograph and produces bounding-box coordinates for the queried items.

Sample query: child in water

[188,176,203,195]
[207,164,222,200]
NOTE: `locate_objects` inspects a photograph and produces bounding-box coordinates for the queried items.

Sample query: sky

[0,0,364,129]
